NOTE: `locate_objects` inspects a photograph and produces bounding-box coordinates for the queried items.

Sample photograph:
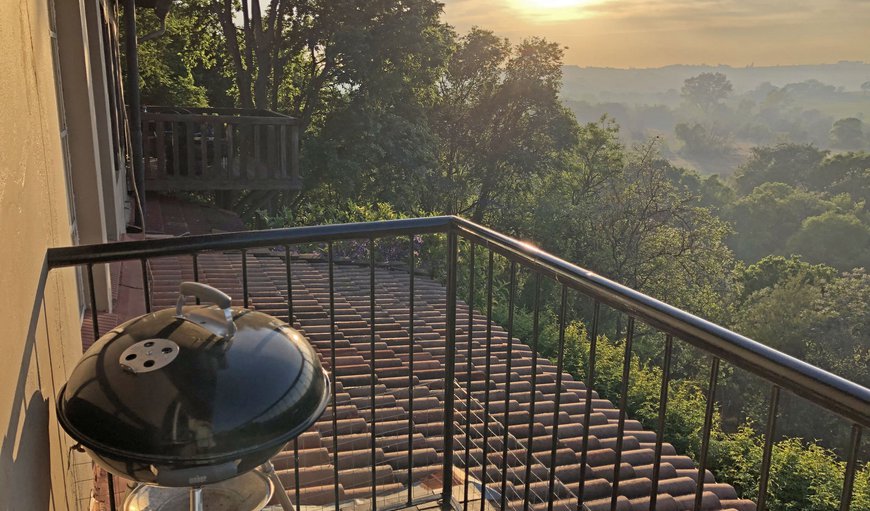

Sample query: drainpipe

[124,0,146,232]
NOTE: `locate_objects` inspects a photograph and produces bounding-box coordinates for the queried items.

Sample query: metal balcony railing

[46,216,869,511]
[141,106,300,191]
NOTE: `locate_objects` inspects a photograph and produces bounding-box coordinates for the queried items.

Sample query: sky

[440,0,870,68]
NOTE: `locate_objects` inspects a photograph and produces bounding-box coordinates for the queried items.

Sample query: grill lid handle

[176,282,237,338]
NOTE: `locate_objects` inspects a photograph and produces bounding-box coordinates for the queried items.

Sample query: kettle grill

[58,283,330,510]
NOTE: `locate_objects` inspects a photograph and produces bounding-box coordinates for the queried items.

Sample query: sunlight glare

[508,0,602,22]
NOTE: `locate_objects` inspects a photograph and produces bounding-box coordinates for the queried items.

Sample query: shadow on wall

[0,255,53,511]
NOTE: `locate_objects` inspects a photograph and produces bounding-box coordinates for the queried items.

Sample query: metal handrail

[452,218,870,428]
[46,215,870,428]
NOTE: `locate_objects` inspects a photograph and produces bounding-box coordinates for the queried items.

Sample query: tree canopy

[681,72,733,113]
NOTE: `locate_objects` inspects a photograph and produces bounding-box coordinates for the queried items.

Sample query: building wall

[0,0,94,508]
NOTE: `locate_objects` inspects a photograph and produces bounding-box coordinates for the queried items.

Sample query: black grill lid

[58,283,329,465]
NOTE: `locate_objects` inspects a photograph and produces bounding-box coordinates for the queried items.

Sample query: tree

[809,152,870,204]
[738,255,835,299]
[674,122,735,158]
[805,270,870,387]
[210,0,450,129]
[726,182,834,262]
[733,143,829,195]
[533,123,735,321]
[426,29,578,223]
[134,4,214,106]
[830,117,865,150]
[681,72,733,113]
[862,80,870,96]
[734,272,822,358]
[787,211,870,270]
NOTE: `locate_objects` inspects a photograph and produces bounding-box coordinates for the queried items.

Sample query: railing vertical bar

[370,238,378,510]
[547,284,569,511]
[192,253,200,304]
[611,316,635,510]
[523,273,542,511]
[106,472,116,511]
[694,357,720,511]
[140,258,151,313]
[650,334,673,511]
[577,300,601,509]
[442,231,459,510]
[87,264,100,340]
[839,424,863,511]
[329,242,340,511]
[284,244,301,508]
[757,385,780,511]
[463,243,476,511]
[479,250,495,511]
[500,262,518,511]
[406,235,416,506]
[241,249,249,308]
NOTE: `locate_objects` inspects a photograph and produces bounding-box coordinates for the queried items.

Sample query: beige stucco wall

[0,0,92,508]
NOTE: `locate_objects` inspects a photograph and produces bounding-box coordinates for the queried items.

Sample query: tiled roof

[117,249,754,511]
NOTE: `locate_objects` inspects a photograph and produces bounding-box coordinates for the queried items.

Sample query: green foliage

[734,144,829,195]
[787,211,870,270]
[260,198,407,228]
[735,272,823,358]
[133,5,215,106]
[533,121,736,323]
[739,255,836,298]
[803,269,870,388]
[713,425,870,511]
[731,269,870,446]
[425,28,578,223]
[726,182,835,262]
[809,152,870,204]
[830,118,865,150]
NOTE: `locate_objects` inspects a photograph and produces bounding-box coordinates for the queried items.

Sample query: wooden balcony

[141,106,300,191]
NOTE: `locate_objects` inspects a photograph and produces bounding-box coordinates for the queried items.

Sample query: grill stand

[168,462,294,511]
[261,461,295,511]
[188,487,202,511]
[123,461,296,511]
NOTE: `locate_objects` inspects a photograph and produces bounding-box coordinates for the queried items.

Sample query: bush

[713,424,870,511]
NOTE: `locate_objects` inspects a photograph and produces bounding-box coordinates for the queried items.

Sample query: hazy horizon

[441,0,870,68]
[561,61,868,70]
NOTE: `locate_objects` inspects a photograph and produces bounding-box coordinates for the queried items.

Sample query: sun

[508,0,600,22]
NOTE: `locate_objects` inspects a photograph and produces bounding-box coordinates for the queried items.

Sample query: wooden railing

[141,106,300,191]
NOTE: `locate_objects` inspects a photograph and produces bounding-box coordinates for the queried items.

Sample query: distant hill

[562,62,870,102]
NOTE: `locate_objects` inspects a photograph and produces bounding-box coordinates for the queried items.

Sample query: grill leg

[189,487,203,511]
[262,461,295,511]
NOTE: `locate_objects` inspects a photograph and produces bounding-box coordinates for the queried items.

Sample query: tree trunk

[216,0,253,108]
